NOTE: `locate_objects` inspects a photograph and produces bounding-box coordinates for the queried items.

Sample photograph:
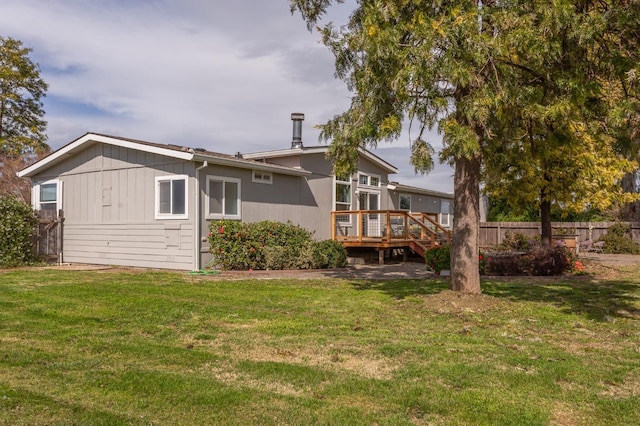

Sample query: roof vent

[291,112,304,149]
[235,151,243,159]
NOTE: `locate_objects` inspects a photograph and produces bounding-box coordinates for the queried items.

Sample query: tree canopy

[290,1,640,292]
[482,2,639,244]
[0,36,49,203]
[0,36,48,157]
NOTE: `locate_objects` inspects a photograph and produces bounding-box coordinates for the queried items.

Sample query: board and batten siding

[63,223,193,270]
[198,164,323,268]
[388,191,445,214]
[33,142,196,270]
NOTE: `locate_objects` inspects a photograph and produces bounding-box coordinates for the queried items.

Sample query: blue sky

[2,0,454,192]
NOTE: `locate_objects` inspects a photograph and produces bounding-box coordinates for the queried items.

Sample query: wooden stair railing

[331,210,452,260]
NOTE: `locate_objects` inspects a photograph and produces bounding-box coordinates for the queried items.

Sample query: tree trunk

[450,154,481,294]
[540,198,552,248]
[620,171,640,220]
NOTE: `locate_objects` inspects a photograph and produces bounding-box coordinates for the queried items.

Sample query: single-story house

[18,116,453,270]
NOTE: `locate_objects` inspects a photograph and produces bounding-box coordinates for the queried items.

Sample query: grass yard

[1,265,639,425]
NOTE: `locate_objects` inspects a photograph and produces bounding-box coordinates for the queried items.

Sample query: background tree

[0,36,49,201]
[483,2,639,246]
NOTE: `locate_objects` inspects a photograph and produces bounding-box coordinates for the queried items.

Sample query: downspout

[194,160,208,271]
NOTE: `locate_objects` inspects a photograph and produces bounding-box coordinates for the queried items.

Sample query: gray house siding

[198,163,323,268]
[388,191,443,214]
[32,143,195,270]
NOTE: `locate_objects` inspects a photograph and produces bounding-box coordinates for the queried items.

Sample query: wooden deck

[331,210,452,264]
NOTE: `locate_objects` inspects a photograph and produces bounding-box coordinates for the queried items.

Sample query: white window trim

[399,193,411,211]
[252,170,273,184]
[334,175,352,225]
[155,174,189,220]
[357,172,381,188]
[33,179,62,212]
[206,175,241,220]
[440,201,452,227]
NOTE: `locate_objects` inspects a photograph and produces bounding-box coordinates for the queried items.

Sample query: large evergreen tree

[290,1,640,293]
[0,36,49,202]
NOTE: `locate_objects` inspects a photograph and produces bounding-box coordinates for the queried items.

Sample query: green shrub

[0,196,39,267]
[309,239,348,269]
[208,220,346,270]
[599,223,639,254]
[424,245,450,273]
[263,245,298,270]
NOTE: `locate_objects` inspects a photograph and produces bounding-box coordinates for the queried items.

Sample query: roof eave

[17,133,194,178]
[191,154,311,176]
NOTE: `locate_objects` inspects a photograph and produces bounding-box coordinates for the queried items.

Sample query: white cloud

[1,0,452,192]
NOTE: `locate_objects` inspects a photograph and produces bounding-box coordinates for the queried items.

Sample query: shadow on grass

[0,384,140,424]
[351,278,449,299]
[482,276,640,322]
[350,275,640,322]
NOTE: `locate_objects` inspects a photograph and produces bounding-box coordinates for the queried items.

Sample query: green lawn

[1,266,639,425]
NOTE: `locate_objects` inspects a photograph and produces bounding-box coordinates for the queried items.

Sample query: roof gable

[18,133,310,178]
[243,146,399,174]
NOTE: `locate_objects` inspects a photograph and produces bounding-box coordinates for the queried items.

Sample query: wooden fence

[479,221,640,248]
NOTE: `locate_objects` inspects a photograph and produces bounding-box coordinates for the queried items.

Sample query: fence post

[57,209,64,265]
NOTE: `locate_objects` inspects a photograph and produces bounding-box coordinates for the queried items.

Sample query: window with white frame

[399,194,411,211]
[440,200,452,227]
[252,170,272,184]
[33,179,61,212]
[207,176,241,220]
[155,175,188,219]
[335,175,351,223]
[357,173,381,187]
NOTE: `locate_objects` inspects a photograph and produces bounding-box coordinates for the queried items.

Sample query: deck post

[378,249,385,265]
[331,212,336,240]
[385,212,391,242]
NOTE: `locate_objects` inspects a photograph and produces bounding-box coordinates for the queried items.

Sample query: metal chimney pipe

[291,112,304,149]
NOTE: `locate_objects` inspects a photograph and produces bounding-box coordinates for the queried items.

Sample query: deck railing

[331,210,451,249]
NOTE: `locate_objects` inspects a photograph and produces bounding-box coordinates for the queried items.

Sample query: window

[399,194,411,211]
[358,191,380,220]
[335,175,351,223]
[440,201,452,227]
[207,176,241,220]
[155,175,188,219]
[33,179,61,212]
[357,173,381,187]
[252,170,272,184]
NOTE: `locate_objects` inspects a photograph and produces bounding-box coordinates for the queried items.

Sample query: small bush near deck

[208,220,347,270]
[598,223,640,254]
[0,196,39,267]
[424,245,450,273]
[309,239,348,269]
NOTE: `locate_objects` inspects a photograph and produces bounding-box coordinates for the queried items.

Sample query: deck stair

[331,210,451,264]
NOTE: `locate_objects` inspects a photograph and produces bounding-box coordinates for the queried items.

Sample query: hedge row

[208,220,347,270]
[0,196,39,267]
